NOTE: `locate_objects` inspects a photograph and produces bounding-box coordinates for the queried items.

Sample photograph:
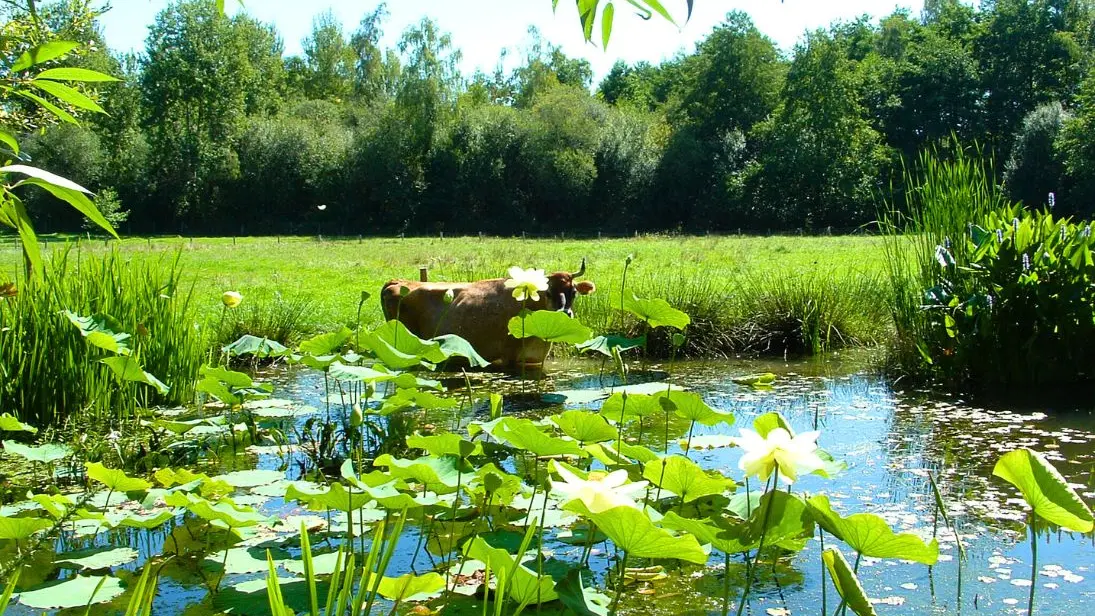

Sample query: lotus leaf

[621,294,690,330]
[551,410,618,444]
[807,495,938,565]
[823,547,877,616]
[0,413,36,433]
[643,455,734,503]
[564,502,708,564]
[86,462,151,492]
[18,575,125,609]
[993,448,1094,532]
[56,547,138,570]
[508,310,592,344]
[3,440,71,463]
[101,356,169,394]
[0,515,52,539]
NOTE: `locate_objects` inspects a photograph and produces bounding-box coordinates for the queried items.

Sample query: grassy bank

[0,234,891,356]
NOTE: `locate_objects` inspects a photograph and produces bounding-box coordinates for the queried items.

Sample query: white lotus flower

[550,465,648,513]
[736,427,824,485]
[504,266,549,302]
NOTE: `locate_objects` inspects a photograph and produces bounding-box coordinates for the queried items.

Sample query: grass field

[0,234,891,355]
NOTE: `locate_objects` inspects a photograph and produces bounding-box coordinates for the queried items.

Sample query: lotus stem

[1028,514,1038,616]
[736,473,776,616]
[721,548,732,616]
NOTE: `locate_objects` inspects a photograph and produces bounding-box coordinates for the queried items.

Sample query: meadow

[0,233,892,356]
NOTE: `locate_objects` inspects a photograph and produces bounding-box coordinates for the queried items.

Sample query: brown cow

[380,261,595,369]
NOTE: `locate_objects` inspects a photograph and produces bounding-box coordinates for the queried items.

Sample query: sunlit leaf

[222,334,289,358]
[101,356,169,394]
[575,334,645,357]
[0,414,34,434]
[10,41,80,72]
[565,502,708,564]
[463,535,558,604]
[3,440,71,463]
[621,294,690,330]
[18,574,124,609]
[86,462,151,492]
[2,165,117,237]
[508,310,593,344]
[492,417,587,458]
[56,547,138,570]
[299,326,352,355]
[807,495,938,564]
[823,547,877,616]
[34,67,120,82]
[30,79,105,113]
[551,410,618,444]
[993,448,1094,532]
[643,455,734,503]
[0,516,52,540]
[369,571,445,602]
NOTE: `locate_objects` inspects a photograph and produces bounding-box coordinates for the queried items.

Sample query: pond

[2,352,1094,615]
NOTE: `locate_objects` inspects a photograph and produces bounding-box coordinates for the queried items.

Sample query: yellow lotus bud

[222,291,243,308]
[350,403,364,428]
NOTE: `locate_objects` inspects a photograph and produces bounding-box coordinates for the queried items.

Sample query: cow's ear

[576,280,596,295]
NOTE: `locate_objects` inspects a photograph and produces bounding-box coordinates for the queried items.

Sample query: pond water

[3,352,1094,615]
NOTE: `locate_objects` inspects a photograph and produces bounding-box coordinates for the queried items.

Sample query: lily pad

[18,575,125,609]
[56,547,139,570]
[212,469,285,488]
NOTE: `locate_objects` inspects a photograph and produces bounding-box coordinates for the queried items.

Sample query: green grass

[0,234,890,357]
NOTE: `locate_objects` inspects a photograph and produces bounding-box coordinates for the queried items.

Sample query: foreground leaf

[823,547,877,616]
[807,495,938,564]
[621,295,690,330]
[18,574,124,609]
[565,502,708,564]
[86,462,152,493]
[508,310,593,344]
[0,516,52,539]
[0,413,36,433]
[993,448,1094,532]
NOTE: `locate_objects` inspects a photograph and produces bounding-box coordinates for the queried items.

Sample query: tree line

[13,0,1095,236]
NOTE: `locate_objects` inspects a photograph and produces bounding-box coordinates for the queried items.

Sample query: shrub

[1003,102,1069,210]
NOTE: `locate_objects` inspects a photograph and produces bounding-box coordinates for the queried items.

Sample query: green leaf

[223,334,289,358]
[655,390,733,426]
[601,2,615,49]
[992,448,1094,532]
[101,356,169,394]
[576,334,645,357]
[556,569,611,616]
[599,393,662,422]
[433,333,491,367]
[211,469,284,488]
[493,417,587,458]
[371,572,445,602]
[3,440,71,463]
[14,89,78,124]
[0,129,18,155]
[663,490,813,555]
[63,311,131,354]
[56,547,138,570]
[0,516,52,539]
[285,481,374,513]
[163,492,271,528]
[373,454,469,494]
[642,455,733,503]
[86,462,152,492]
[406,433,483,458]
[566,502,708,564]
[10,41,80,72]
[731,373,776,387]
[807,495,938,564]
[2,165,117,237]
[298,326,352,355]
[207,547,288,575]
[30,79,105,113]
[638,0,677,24]
[551,410,618,444]
[18,574,124,609]
[823,548,877,616]
[621,294,690,330]
[463,535,558,604]
[0,413,36,433]
[34,67,119,82]
[508,310,593,344]
[327,361,397,384]
[2,193,43,276]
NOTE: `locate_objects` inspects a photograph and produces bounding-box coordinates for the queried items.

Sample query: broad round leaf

[621,294,690,330]
[993,448,1094,532]
[56,547,138,570]
[18,575,124,609]
[86,462,151,492]
[3,440,71,463]
[807,495,938,564]
[0,413,36,433]
[566,502,709,564]
[508,310,593,344]
[643,455,734,503]
[0,516,52,539]
[551,411,618,444]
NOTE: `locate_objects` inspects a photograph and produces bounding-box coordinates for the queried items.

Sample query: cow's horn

[572,258,586,278]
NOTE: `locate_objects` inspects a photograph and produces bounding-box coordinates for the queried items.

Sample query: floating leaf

[56,547,138,570]
[993,448,1094,532]
[370,571,445,602]
[556,569,611,616]
[731,373,776,387]
[823,547,877,616]
[211,469,284,488]
[508,310,593,344]
[18,575,124,609]
[207,547,289,575]
[3,440,71,463]
[807,495,938,564]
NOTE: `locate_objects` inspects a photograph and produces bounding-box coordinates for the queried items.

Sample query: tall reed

[0,246,205,428]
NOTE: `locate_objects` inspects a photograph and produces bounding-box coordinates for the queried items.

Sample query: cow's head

[546,259,596,317]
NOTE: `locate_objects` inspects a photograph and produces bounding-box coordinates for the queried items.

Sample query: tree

[749,30,892,228]
[140,0,284,229]
[350,3,400,101]
[1004,102,1070,210]
[300,10,355,101]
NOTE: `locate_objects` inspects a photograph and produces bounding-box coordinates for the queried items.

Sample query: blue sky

[98,1,923,82]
